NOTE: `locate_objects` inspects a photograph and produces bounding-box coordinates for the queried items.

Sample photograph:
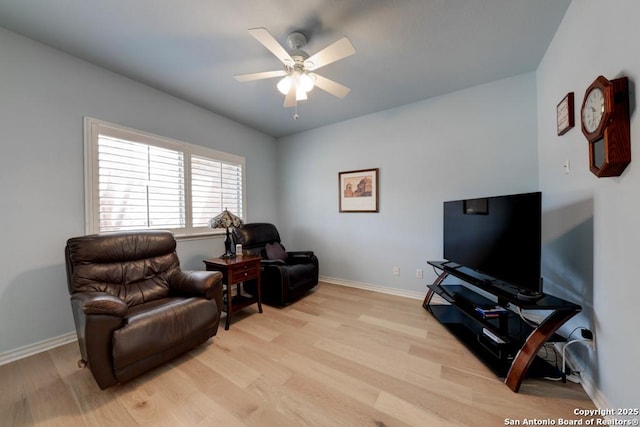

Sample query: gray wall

[0,27,278,354]
[536,0,640,409]
[276,72,539,295]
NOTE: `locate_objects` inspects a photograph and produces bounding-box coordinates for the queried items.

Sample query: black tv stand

[423,261,581,392]
[516,289,543,302]
[441,260,462,269]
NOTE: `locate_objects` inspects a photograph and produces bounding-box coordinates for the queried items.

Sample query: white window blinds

[98,136,186,232]
[191,155,243,228]
[85,117,245,236]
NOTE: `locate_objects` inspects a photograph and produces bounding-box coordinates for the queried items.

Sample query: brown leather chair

[65,230,223,389]
[232,223,319,306]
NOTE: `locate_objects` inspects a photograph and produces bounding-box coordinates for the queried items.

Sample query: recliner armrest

[69,292,127,389]
[71,292,128,317]
[287,251,314,257]
[169,270,223,300]
[287,251,316,265]
[261,259,288,266]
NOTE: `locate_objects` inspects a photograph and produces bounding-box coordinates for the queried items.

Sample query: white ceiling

[0,0,571,138]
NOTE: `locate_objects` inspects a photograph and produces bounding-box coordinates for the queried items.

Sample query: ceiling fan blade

[304,37,355,70]
[234,70,287,82]
[248,27,294,66]
[283,82,297,108]
[312,74,351,98]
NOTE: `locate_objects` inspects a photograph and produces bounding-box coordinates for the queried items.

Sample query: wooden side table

[203,255,263,330]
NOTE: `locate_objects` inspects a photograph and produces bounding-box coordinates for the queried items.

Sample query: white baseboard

[0,332,77,366]
[578,368,610,412]
[320,275,427,300]
[554,343,609,411]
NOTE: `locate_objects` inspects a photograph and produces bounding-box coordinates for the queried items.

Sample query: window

[84,117,245,236]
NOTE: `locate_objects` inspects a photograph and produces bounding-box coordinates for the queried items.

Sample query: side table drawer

[228,264,259,283]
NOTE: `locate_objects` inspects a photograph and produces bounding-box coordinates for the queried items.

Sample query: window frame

[84,117,246,238]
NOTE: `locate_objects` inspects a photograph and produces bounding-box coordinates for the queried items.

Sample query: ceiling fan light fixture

[298,73,315,93]
[277,72,315,97]
[277,76,292,95]
[238,27,355,109]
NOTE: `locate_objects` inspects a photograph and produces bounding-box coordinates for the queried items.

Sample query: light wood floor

[1,282,595,426]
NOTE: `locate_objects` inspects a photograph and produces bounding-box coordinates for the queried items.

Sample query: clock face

[582,87,605,133]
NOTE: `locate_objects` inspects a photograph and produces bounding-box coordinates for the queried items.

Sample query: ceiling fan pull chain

[293,103,300,120]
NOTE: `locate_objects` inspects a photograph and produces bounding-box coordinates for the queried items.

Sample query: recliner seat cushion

[112,296,219,374]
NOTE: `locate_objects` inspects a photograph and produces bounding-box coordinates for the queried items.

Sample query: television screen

[443,191,542,294]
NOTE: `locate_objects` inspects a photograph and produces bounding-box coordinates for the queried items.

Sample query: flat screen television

[443,191,542,297]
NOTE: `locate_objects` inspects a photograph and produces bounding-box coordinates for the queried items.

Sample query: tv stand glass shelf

[423,261,581,392]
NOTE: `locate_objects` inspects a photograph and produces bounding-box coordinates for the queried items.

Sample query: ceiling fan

[234,27,356,119]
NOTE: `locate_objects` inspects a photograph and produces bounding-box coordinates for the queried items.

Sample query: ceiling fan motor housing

[287,31,308,50]
[285,32,310,70]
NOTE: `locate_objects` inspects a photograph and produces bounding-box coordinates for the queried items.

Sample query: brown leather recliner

[65,230,223,389]
[232,223,319,306]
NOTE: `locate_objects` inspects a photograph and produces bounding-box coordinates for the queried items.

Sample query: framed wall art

[556,92,575,136]
[338,168,379,212]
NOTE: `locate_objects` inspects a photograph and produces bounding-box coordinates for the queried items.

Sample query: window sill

[174,231,226,241]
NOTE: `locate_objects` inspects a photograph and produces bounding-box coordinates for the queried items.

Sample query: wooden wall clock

[580,75,630,177]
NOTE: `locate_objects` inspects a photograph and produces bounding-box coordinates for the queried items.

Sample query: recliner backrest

[65,231,180,307]
[233,223,281,257]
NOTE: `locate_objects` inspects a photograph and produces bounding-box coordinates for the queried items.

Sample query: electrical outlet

[581,328,593,340]
[416,269,423,279]
[393,266,400,276]
[581,328,595,346]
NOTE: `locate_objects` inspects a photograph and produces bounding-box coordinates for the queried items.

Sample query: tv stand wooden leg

[505,308,580,392]
[423,271,448,310]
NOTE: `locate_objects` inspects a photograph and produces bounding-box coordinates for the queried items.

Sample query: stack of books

[475,305,508,318]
